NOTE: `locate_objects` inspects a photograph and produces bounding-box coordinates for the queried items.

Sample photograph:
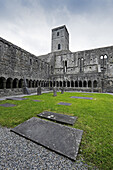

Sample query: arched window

[93,80,98,88]
[58,44,61,50]
[88,80,92,87]
[83,81,87,87]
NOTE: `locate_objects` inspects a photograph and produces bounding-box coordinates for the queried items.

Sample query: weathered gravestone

[23,78,30,94]
[37,87,41,95]
[6,97,27,101]
[61,87,64,94]
[53,87,57,96]
[37,111,77,125]
[58,102,72,106]
[33,100,41,102]
[0,103,16,107]
[11,117,83,160]
[70,96,93,100]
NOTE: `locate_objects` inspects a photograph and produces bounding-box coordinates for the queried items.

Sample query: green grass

[0,92,113,169]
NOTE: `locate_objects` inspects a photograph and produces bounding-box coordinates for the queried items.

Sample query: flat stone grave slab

[33,100,41,102]
[82,93,93,95]
[58,102,72,106]
[11,117,83,160]
[37,111,77,125]
[70,96,93,100]
[0,103,17,107]
[6,97,27,101]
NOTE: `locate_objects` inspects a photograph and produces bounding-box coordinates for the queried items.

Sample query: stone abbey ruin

[0,25,113,97]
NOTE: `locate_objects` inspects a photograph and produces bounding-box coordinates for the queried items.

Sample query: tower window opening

[57,32,59,36]
[58,44,61,50]
[65,60,67,67]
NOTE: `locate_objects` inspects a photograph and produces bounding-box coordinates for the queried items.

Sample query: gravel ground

[0,126,96,170]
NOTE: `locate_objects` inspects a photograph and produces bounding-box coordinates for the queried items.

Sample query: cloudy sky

[0,0,113,56]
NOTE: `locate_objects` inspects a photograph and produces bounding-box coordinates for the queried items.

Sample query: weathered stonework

[0,25,113,96]
[0,37,51,96]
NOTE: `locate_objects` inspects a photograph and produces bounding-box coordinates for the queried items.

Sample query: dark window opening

[0,77,6,89]
[63,81,66,87]
[30,59,32,65]
[6,78,12,89]
[88,80,92,87]
[50,81,52,87]
[67,81,70,87]
[58,44,61,50]
[57,32,59,36]
[93,80,97,88]
[79,81,82,87]
[64,60,67,72]
[83,81,87,87]
[13,79,18,88]
[60,81,62,87]
[75,81,78,87]
[65,60,67,67]
[71,81,74,87]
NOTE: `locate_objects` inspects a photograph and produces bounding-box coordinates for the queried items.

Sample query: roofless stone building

[0,25,113,96]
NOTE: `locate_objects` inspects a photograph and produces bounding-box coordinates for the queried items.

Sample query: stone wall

[0,37,52,96]
[38,46,113,93]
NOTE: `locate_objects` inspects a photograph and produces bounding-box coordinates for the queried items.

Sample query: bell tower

[51,25,69,52]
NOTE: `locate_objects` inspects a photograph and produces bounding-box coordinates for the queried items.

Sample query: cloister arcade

[0,77,98,90]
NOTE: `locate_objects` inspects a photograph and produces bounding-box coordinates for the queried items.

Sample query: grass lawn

[0,92,113,169]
